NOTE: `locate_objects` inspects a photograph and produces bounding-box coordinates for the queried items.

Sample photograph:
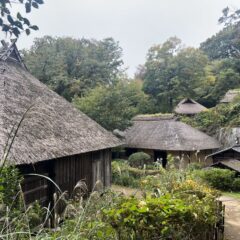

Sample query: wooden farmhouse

[220,89,240,104]
[124,114,220,168]
[174,98,208,115]
[0,41,122,205]
[208,145,240,174]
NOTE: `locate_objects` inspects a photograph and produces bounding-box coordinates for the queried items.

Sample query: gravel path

[219,196,240,240]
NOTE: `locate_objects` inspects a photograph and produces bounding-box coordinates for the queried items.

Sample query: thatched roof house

[0,41,122,205]
[174,98,207,115]
[124,114,220,168]
[220,89,240,103]
[208,145,240,174]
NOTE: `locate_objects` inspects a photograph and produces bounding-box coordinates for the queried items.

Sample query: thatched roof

[220,89,240,103]
[124,115,220,151]
[174,98,207,115]
[211,159,240,173]
[0,42,122,165]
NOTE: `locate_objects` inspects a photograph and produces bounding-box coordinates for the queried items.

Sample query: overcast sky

[3,0,240,76]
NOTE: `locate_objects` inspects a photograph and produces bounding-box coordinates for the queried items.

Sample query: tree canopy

[142,37,209,112]
[23,36,124,101]
[73,80,153,131]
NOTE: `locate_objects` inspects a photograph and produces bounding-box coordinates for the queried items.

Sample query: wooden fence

[203,200,225,240]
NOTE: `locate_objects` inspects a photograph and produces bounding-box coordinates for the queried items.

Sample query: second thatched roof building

[124,114,220,168]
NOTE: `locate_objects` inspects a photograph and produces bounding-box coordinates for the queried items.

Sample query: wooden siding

[18,149,112,206]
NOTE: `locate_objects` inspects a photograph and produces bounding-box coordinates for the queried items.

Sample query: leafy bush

[0,166,23,206]
[128,152,151,168]
[180,102,240,136]
[232,178,240,191]
[112,161,160,188]
[104,192,219,240]
[194,168,236,191]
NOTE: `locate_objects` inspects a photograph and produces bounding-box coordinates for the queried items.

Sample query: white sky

[1,0,240,76]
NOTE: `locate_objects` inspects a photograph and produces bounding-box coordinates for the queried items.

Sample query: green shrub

[194,168,236,191]
[112,161,161,188]
[104,192,219,240]
[0,166,23,206]
[232,178,240,191]
[128,152,151,168]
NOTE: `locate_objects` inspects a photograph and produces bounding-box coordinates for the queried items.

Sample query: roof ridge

[0,40,27,70]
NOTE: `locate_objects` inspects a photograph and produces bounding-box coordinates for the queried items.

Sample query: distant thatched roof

[211,159,240,173]
[0,42,122,165]
[124,115,220,151]
[220,89,240,103]
[174,98,207,115]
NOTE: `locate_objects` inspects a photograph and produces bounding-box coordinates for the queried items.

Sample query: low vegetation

[1,158,233,239]
[180,99,240,135]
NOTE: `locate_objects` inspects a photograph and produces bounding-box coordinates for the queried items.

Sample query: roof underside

[211,159,240,173]
[174,98,207,115]
[0,52,121,165]
[125,118,220,151]
[208,145,240,158]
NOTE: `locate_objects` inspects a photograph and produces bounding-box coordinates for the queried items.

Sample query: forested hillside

[22,10,240,130]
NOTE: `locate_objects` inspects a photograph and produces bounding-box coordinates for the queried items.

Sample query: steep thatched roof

[211,159,240,173]
[220,89,240,103]
[124,115,220,151]
[174,98,207,115]
[0,42,122,165]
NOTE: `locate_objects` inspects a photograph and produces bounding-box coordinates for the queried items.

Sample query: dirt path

[219,196,240,240]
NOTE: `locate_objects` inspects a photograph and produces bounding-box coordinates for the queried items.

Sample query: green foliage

[74,81,153,130]
[104,190,219,240]
[232,178,240,191]
[142,37,209,112]
[23,36,124,101]
[0,166,22,205]
[194,168,238,191]
[111,161,160,188]
[180,100,240,135]
[0,0,43,37]
[200,23,240,60]
[128,152,151,168]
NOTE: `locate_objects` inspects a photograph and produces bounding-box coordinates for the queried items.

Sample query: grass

[222,191,240,200]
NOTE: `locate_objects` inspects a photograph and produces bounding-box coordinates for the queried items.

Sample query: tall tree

[142,37,208,112]
[23,36,124,101]
[73,80,153,131]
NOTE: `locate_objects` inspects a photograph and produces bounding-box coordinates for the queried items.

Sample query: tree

[200,23,240,60]
[0,0,43,37]
[23,36,124,101]
[73,80,153,131]
[142,37,208,112]
[196,59,240,106]
[219,7,240,26]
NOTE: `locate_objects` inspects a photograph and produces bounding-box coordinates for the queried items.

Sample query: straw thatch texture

[0,60,122,165]
[220,89,240,103]
[124,117,220,151]
[174,98,207,115]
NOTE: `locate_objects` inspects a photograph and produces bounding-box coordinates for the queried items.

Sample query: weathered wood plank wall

[19,148,112,205]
